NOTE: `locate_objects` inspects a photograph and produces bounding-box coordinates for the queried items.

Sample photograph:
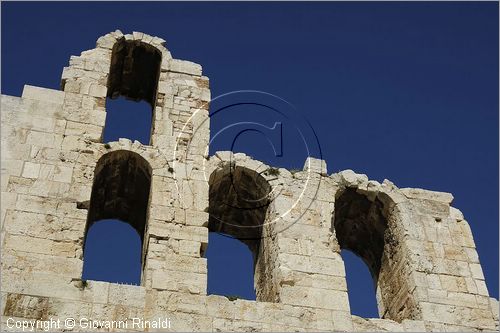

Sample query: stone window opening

[333,188,389,318]
[82,150,152,285]
[103,38,162,144]
[204,232,258,300]
[340,249,380,318]
[206,165,277,301]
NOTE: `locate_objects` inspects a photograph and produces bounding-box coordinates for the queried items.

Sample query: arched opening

[82,150,152,285]
[103,39,162,144]
[204,233,256,300]
[102,97,152,144]
[107,39,162,106]
[206,165,272,301]
[341,249,380,318]
[333,188,388,318]
[82,220,142,284]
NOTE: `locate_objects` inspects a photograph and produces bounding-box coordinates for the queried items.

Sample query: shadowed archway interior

[333,188,388,318]
[103,38,162,144]
[334,188,388,283]
[206,164,274,301]
[208,165,271,258]
[82,150,152,284]
[85,150,152,240]
[107,38,162,106]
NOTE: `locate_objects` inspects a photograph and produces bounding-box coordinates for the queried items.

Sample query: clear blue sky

[2,2,498,319]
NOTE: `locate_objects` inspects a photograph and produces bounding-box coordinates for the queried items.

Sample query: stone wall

[1,31,498,332]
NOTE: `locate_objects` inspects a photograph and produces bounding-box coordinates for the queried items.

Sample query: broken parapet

[0,31,497,332]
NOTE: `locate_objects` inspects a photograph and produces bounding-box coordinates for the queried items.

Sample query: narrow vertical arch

[82,150,152,284]
[333,188,388,318]
[208,165,271,255]
[333,188,418,321]
[107,38,162,106]
[103,39,162,144]
[206,164,277,301]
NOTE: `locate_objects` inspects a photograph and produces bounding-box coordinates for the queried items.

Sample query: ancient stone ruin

[1,31,498,332]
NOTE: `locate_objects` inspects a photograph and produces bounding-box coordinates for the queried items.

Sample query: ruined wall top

[0,31,498,332]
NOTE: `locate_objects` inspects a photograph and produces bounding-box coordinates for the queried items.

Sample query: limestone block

[162,254,207,274]
[148,221,208,243]
[156,290,207,316]
[201,88,211,102]
[52,164,74,183]
[2,250,82,278]
[400,188,454,204]
[2,271,88,302]
[332,311,353,331]
[44,299,93,323]
[213,151,233,163]
[475,280,489,296]
[279,253,345,277]
[303,157,327,175]
[151,36,166,47]
[21,161,40,179]
[338,169,369,187]
[420,302,495,329]
[149,204,175,221]
[367,318,404,331]
[108,284,146,308]
[490,298,499,323]
[402,319,427,332]
[4,233,79,258]
[167,312,213,332]
[90,303,144,330]
[2,160,23,178]
[88,83,107,98]
[15,194,58,214]
[280,285,349,311]
[151,270,206,295]
[410,198,451,218]
[2,293,53,320]
[64,121,102,141]
[170,59,202,76]
[470,263,485,280]
[450,206,465,221]
[178,239,201,257]
[206,295,237,319]
[231,299,267,322]
[22,85,65,105]
[185,210,209,227]
[281,269,348,291]
[280,222,331,243]
[96,34,117,49]
[26,131,63,148]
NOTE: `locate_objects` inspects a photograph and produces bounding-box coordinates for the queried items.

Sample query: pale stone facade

[0,31,498,332]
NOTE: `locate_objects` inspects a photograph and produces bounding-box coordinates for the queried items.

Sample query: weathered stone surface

[0,30,497,332]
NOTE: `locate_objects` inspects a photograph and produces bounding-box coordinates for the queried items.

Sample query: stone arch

[332,174,420,321]
[103,36,163,145]
[85,150,152,243]
[208,164,271,258]
[96,31,172,62]
[81,149,153,284]
[334,188,388,284]
[206,155,282,302]
[60,31,173,144]
[107,37,162,107]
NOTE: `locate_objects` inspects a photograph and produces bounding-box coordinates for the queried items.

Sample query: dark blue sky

[2,2,498,319]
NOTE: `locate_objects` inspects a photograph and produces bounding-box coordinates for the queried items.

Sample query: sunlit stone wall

[1,31,497,332]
